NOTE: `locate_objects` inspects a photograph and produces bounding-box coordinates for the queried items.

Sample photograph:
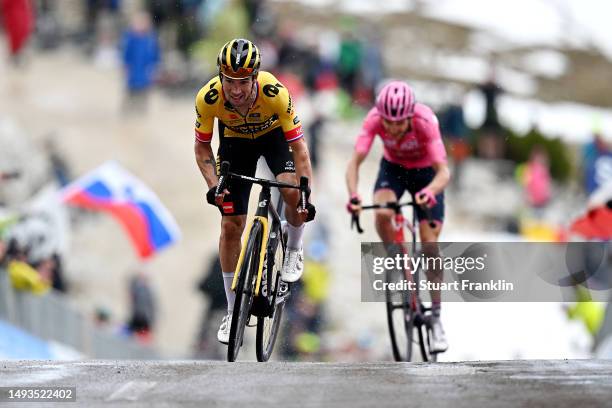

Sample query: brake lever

[216,161,230,196]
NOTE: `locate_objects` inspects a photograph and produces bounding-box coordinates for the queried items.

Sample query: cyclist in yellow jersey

[194,39,316,344]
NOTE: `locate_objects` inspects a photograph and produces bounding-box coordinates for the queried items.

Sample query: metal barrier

[0,268,159,359]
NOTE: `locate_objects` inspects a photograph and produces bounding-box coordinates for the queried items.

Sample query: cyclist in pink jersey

[346,81,451,353]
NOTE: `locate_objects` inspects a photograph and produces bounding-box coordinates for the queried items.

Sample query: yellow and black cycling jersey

[194,71,303,143]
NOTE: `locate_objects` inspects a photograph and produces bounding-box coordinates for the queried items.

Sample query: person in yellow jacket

[7,259,50,295]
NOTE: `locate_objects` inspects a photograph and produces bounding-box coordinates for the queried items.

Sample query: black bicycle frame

[217,161,307,317]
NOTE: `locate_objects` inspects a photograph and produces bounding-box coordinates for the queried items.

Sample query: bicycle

[216,161,310,362]
[351,198,440,362]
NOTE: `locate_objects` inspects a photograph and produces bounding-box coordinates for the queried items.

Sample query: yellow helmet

[217,38,261,79]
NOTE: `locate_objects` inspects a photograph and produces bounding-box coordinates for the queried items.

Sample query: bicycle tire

[385,267,414,362]
[227,220,262,362]
[255,230,285,362]
[418,322,438,362]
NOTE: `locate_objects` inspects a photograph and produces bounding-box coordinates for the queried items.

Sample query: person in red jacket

[0,0,35,63]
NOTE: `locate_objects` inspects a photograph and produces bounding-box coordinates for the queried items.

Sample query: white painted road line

[107,381,157,401]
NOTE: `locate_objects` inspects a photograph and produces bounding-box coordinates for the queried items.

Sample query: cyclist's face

[222,76,255,108]
[382,118,410,137]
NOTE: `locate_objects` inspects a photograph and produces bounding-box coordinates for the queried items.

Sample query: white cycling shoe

[430,318,449,353]
[217,312,232,345]
[281,247,304,283]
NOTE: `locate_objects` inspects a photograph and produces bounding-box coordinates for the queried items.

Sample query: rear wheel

[256,230,286,362]
[227,221,262,362]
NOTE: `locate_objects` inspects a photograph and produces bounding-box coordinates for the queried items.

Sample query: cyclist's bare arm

[415,161,450,208]
[194,140,218,189]
[425,161,451,195]
[345,150,368,197]
[289,137,313,187]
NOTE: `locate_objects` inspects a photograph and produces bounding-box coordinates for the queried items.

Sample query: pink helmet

[375,81,415,121]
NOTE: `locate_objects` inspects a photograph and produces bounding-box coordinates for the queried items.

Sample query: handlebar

[350,200,436,234]
[216,161,310,211]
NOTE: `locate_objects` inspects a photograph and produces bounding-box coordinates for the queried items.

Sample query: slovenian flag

[60,161,181,259]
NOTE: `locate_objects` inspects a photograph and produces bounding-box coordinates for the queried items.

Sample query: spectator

[194,254,226,359]
[282,239,330,360]
[44,137,71,187]
[83,0,121,54]
[121,11,160,114]
[0,238,7,265]
[7,251,50,295]
[439,99,470,189]
[337,32,362,97]
[307,113,325,174]
[524,146,551,209]
[477,66,505,159]
[36,0,62,50]
[583,132,612,196]
[33,253,67,293]
[0,0,35,65]
[126,271,157,344]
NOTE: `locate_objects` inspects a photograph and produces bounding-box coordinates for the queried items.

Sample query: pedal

[276,281,290,303]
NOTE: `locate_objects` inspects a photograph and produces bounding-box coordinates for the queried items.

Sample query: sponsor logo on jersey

[293,116,300,125]
[195,121,201,128]
[204,88,219,104]
[263,83,282,98]
[226,116,277,135]
[286,95,293,114]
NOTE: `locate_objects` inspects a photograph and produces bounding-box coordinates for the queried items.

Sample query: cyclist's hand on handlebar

[297,177,315,222]
[298,201,316,222]
[206,186,230,207]
[416,188,437,209]
[346,193,362,214]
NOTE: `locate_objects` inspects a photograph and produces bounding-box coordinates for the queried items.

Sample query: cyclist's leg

[419,219,443,302]
[373,159,406,243]
[219,214,246,286]
[407,167,445,303]
[262,127,303,239]
[262,127,303,282]
[408,167,448,351]
[217,134,258,315]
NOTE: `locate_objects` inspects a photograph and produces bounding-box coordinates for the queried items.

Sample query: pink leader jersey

[354,103,447,169]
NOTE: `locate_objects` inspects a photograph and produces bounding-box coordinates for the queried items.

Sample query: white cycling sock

[286,223,305,250]
[222,272,235,313]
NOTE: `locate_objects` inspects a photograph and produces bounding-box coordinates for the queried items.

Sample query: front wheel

[385,267,415,361]
[227,221,262,362]
[418,320,438,362]
[256,229,286,362]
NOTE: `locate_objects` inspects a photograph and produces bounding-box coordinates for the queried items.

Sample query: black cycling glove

[304,202,316,222]
[206,186,218,206]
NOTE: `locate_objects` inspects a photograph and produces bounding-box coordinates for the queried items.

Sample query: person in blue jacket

[121,12,160,114]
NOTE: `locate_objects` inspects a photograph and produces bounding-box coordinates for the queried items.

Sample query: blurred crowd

[1,0,612,360]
